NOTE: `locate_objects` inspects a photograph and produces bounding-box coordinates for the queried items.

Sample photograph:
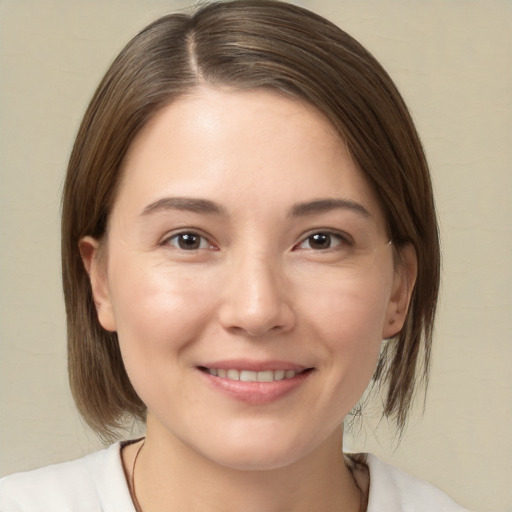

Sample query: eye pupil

[178,233,200,250]
[309,233,331,250]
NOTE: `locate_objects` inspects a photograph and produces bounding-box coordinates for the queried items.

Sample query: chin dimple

[203,368,300,382]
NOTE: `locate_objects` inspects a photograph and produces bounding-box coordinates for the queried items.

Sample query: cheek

[307,276,390,392]
[106,259,216,384]
[306,272,390,344]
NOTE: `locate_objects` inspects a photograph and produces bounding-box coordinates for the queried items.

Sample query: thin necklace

[346,455,367,512]
[130,438,145,512]
[129,440,366,512]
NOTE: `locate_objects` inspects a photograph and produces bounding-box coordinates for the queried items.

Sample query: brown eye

[298,232,344,251]
[167,232,209,250]
[308,233,332,250]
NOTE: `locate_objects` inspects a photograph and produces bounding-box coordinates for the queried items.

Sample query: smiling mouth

[198,367,312,382]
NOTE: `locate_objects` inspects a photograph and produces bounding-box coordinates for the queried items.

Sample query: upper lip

[197,359,310,372]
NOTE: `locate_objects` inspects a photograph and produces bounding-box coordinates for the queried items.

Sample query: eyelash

[293,231,353,252]
[161,230,352,252]
[162,231,216,251]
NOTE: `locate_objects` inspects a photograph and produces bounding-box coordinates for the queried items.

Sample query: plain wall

[0,1,510,511]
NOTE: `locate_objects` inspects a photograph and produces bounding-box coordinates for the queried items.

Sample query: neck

[125,418,365,512]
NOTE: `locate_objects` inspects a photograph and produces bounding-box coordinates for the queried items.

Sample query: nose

[218,251,296,337]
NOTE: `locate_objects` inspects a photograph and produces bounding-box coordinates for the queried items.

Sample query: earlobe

[382,243,417,339]
[79,236,117,332]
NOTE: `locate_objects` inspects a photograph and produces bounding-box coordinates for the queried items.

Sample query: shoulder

[0,442,136,512]
[364,453,470,512]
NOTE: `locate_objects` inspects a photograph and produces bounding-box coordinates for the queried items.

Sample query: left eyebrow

[289,198,371,218]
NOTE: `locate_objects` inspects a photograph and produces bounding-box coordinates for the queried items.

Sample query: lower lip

[198,369,313,404]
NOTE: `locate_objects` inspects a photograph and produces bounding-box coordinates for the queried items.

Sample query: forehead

[122,86,341,166]
[113,86,385,226]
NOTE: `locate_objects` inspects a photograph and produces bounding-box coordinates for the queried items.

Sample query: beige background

[0,1,510,510]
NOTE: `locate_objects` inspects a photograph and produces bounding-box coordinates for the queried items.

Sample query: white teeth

[257,370,274,382]
[240,370,257,382]
[206,368,299,382]
[226,369,240,380]
[274,370,285,381]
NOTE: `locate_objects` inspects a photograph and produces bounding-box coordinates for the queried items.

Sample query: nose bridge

[219,244,294,336]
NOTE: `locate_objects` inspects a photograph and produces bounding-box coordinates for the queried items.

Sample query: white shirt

[0,442,469,511]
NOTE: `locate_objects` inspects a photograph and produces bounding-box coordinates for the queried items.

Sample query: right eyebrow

[140,197,227,217]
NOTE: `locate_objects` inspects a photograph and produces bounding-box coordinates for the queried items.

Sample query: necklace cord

[129,439,366,512]
[130,439,145,512]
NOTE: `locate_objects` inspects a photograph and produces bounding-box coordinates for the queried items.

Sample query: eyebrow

[289,198,371,218]
[140,196,371,219]
[141,197,227,217]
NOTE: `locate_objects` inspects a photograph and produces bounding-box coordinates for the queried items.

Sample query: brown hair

[62,0,439,438]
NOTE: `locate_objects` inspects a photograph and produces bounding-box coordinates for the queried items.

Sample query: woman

[0,1,468,510]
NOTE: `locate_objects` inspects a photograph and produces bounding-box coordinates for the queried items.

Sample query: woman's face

[83,87,413,470]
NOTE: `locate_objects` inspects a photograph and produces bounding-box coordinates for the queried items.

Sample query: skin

[81,86,416,512]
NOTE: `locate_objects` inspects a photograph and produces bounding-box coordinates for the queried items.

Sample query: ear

[79,236,117,332]
[382,243,417,339]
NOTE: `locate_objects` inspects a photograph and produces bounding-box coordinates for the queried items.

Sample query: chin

[193,425,326,473]
[207,446,305,472]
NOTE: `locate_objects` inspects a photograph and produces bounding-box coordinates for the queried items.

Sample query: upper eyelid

[297,229,352,243]
[158,227,354,248]
[291,232,353,253]
[160,229,214,246]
